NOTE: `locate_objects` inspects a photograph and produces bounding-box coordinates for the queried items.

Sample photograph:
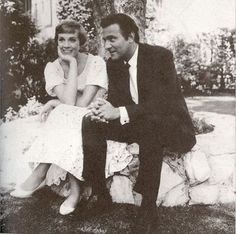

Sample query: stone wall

[0,99,235,206]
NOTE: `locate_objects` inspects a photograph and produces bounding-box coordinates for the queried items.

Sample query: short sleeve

[44,61,65,97]
[86,56,108,90]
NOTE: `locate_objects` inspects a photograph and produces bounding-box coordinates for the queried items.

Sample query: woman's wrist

[69,57,77,66]
[50,99,61,107]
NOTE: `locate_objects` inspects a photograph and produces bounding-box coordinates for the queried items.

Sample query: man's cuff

[118,106,130,125]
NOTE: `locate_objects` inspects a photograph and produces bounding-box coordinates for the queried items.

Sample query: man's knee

[82,116,106,147]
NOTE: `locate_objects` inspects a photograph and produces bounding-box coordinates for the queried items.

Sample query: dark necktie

[122,62,134,104]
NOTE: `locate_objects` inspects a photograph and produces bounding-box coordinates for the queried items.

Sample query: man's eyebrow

[105,35,116,39]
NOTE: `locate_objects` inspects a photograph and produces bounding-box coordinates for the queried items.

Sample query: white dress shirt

[119,45,139,125]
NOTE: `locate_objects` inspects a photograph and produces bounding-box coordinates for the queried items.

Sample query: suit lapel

[109,44,152,104]
[111,60,129,90]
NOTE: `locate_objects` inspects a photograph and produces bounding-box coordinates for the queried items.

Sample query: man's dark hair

[101,13,139,43]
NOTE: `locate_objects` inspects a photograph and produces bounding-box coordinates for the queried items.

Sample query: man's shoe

[85,192,112,216]
[131,204,159,234]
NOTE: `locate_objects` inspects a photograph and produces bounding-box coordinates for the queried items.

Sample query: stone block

[184,146,211,185]
[162,182,189,207]
[157,162,184,205]
[218,185,235,203]
[189,183,219,205]
[110,175,135,204]
[208,154,235,184]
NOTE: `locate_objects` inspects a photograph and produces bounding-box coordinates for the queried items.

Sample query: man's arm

[99,48,195,152]
[93,49,176,123]
[125,50,177,122]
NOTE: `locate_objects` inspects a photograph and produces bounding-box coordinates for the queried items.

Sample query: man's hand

[86,99,108,123]
[89,98,120,121]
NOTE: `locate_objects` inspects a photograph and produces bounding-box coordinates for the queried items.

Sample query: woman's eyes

[69,38,77,42]
[58,38,77,42]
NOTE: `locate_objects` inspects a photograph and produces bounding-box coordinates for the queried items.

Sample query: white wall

[31,0,59,41]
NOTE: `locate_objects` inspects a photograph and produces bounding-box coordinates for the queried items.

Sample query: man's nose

[104,41,112,50]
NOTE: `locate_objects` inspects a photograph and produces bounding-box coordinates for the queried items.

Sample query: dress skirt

[24,104,133,183]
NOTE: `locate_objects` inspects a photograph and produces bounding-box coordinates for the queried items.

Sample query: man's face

[102,24,131,61]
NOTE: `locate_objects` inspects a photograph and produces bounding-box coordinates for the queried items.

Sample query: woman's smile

[58,33,80,57]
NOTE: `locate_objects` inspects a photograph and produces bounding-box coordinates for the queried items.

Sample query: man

[82,13,196,233]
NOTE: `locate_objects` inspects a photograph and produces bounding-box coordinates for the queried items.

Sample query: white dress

[23,54,133,184]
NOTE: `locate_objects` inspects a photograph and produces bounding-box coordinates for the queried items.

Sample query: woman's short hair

[101,13,139,43]
[54,20,87,46]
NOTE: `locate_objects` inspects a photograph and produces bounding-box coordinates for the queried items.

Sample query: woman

[10,20,110,215]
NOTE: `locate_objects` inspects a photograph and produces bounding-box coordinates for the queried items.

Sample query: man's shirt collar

[127,45,139,67]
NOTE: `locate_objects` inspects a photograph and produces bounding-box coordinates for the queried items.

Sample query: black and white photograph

[0,0,235,233]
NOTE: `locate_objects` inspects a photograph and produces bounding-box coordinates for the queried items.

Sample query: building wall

[31,0,58,40]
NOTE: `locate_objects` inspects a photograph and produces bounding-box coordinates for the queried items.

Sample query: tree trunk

[91,0,147,55]
[91,0,116,55]
[219,68,225,90]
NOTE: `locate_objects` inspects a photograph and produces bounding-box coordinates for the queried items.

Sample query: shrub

[3,96,43,122]
[57,0,99,54]
[169,30,235,95]
[0,0,57,117]
[0,0,37,115]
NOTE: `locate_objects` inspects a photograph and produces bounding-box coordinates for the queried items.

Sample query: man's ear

[128,32,135,42]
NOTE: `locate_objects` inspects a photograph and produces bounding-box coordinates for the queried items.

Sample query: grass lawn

[0,188,235,234]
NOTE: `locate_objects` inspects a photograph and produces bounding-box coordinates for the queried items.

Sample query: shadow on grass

[1,188,235,234]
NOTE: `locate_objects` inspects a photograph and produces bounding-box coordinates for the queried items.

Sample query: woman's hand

[57,47,77,64]
[86,99,109,123]
[53,47,78,105]
[39,99,61,122]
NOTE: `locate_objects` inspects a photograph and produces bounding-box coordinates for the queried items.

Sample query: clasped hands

[87,98,120,123]
[38,98,120,123]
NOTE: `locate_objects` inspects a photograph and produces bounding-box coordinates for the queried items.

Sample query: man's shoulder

[139,43,173,58]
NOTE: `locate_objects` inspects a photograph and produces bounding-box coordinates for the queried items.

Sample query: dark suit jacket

[107,43,196,153]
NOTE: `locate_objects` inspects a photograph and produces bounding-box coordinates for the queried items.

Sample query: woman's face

[57,32,80,58]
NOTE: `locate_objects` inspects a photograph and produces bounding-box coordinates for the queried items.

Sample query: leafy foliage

[0,0,56,117]
[168,29,235,95]
[3,96,43,122]
[0,0,37,49]
[57,0,99,53]
[146,2,235,95]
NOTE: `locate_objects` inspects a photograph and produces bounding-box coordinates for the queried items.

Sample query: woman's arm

[53,48,78,105]
[39,86,101,122]
[39,99,61,122]
[75,85,100,107]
